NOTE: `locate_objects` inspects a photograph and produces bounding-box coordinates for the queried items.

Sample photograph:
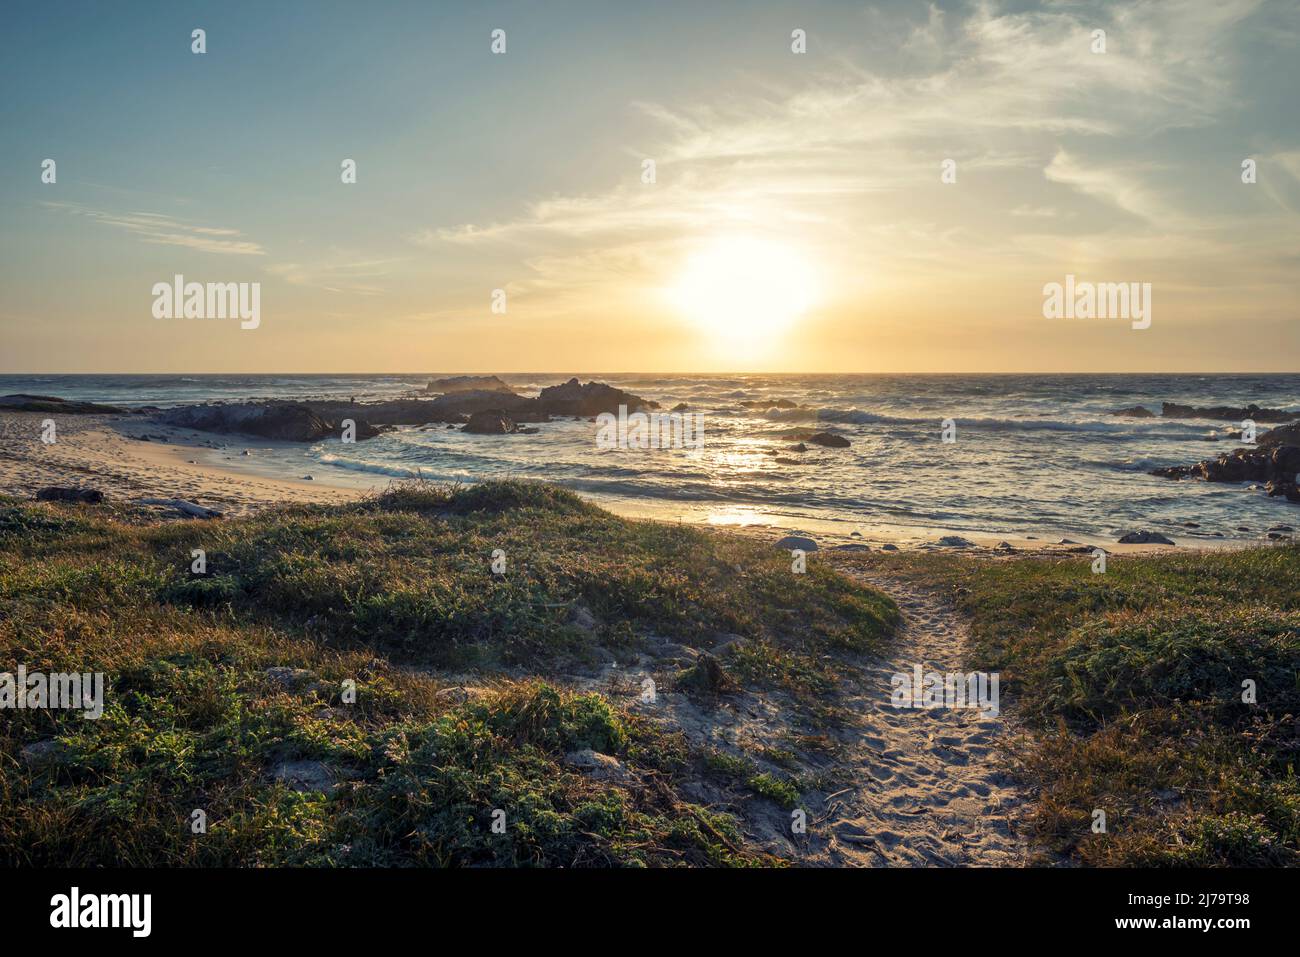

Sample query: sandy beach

[0,410,360,518]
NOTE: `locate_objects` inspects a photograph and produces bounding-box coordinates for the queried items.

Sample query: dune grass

[0,481,896,867]
[844,546,1300,866]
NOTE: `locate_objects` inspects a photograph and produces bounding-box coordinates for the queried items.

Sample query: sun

[667,237,819,343]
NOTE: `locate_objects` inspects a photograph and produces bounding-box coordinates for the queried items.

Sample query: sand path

[812,571,1032,866]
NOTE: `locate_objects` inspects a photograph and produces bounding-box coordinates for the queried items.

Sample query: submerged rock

[1116,530,1176,545]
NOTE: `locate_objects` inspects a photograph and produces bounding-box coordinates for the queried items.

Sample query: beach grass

[843,546,1300,866]
[0,480,897,867]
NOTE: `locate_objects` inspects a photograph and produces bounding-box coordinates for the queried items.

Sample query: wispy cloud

[265,258,402,296]
[412,0,1278,312]
[41,202,264,255]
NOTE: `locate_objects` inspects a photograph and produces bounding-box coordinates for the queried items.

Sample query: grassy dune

[843,546,1300,866]
[0,481,896,867]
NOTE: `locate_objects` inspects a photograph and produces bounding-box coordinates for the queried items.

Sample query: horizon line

[3,371,1299,378]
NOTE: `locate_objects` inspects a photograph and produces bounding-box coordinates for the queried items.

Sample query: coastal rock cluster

[1113,401,1299,422]
[1151,420,1300,504]
[150,377,658,442]
[155,401,385,443]
[0,394,124,415]
[424,375,514,394]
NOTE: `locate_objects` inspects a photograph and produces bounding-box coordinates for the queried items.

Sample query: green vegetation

[0,481,896,867]
[700,748,802,809]
[842,546,1300,866]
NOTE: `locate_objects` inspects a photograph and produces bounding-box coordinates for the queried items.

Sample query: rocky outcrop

[0,394,123,414]
[563,749,632,783]
[1117,530,1176,545]
[535,377,658,416]
[1152,443,1300,484]
[155,402,381,442]
[424,375,514,394]
[1259,421,1300,447]
[420,390,537,419]
[780,429,851,448]
[36,486,104,504]
[1152,421,1300,506]
[1113,402,1297,422]
[1160,402,1297,422]
[462,410,516,435]
[146,380,651,441]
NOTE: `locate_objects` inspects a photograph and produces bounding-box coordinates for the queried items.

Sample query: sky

[1,0,1297,373]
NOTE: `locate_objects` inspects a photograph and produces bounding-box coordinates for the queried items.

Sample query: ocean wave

[756,406,1221,436]
[316,454,440,479]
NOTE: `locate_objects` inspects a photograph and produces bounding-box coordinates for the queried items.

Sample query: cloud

[1042,149,1175,225]
[41,202,264,255]
[264,258,401,296]
[406,0,1288,317]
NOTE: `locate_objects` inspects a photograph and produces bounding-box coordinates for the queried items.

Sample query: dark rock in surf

[147,379,650,442]
[462,410,517,435]
[535,378,658,416]
[425,375,514,394]
[1159,402,1298,423]
[156,402,378,443]
[0,394,123,415]
[1116,530,1176,545]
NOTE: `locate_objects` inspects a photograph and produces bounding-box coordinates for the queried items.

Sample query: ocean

[4,373,1298,543]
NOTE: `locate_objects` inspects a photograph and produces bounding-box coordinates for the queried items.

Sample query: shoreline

[0,408,1281,553]
[0,410,359,518]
